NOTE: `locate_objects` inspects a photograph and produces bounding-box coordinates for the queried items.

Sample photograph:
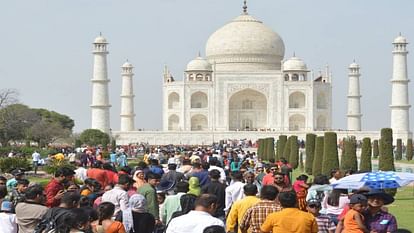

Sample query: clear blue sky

[1,0,413,133]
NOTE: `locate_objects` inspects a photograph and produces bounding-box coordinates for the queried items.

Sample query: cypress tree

[305,133,316,174]
[372,140,379,159]
[340,138,347,170]
[406,139,413,161]
[299,150,304,172]
[312,136,324,176]
[277,135,288,161]
[266,137,276,161]
[262,138,269,161]
[283,136,292,161]
[289,136,299,169]
[379,128,395,171]
[360,137,372,172]
[322,132,339,176]
[258,139,264,160]
[395,139,403,160]
[343,138,357,172]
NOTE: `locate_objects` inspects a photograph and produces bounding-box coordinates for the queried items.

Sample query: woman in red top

[293,174,310,211]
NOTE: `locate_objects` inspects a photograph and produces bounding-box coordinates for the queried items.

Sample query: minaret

[347,61,362,131]
[91,34,111,134]
[120,61,135,131]
[391,34,411,133]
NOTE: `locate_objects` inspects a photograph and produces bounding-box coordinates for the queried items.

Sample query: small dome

[394,35,407,44]
[283,56,307,71]
[349,62,359,69]
[186,56,212,71]
[122,61,133,68]
[94,35,107,43]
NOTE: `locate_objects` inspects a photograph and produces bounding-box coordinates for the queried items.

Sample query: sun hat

[156,179,175,192]
[364,189,395,205]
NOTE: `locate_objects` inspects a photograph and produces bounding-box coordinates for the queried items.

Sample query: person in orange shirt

[343,194,368,233]
[87,161,108,188]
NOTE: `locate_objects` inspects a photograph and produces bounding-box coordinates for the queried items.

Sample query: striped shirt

[315,215,336,233]
[240,200,282,233]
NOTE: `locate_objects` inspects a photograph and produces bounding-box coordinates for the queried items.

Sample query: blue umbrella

[331,171,414,190]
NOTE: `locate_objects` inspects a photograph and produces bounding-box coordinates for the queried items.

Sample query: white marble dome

[349,62,359,69]
[94,36,107,44]
[122,61,133,68]
[186,56,212,71]
[283,56,307,71]
[394,35,407,44]
[205,14,285,71]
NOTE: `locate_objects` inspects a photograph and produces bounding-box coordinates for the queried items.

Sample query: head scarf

[187,177,201,196]
[122,194,147,232]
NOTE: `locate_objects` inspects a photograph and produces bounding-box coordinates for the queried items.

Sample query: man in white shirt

[166,194,224,233]
[225,171,245,213]
[102,174,133,215]
[31,151,41,175]
[208,158,226,184]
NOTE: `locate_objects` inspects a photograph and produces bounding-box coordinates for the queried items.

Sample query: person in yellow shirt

[226,184,260,233]
[261,191,318,233]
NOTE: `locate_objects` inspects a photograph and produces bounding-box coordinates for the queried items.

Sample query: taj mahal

[90,3,412,145]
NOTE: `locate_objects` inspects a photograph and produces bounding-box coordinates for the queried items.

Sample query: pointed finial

[243,0,248,14]
[353,59,356,63]
[399,32,402,36]
[293,52,296,57]
[99,32,102,36]
[126,58,129,62]
[198,51,201,57]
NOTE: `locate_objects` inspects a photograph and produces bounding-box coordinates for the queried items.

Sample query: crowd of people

[0,145,404,233]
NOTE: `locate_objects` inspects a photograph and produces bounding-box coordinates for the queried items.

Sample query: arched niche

[289,91,306,109]
[289,114,306,131]
[191,114,208,131]
[168,92,179,109]
[168,114,179,131]
[191,91,208,108]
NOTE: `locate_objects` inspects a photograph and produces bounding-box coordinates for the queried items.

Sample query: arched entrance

[316,115,327,130]
[191,114,208,131]
[289,114,306,131]
[191,92,208,108]
[168,92,179,109]
[168,114,179,131]
[229,89,267,131]
[289,91,306,109]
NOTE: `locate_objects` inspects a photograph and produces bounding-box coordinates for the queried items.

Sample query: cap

[11,169,24,176]
[350,194,368,204]
[1,201,13,212]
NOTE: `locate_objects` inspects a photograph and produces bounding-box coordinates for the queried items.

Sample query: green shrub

[289,136,299,169]
[322,132,339,176]
[395,139,402,160]
[340,138,346,171]
[43,159,76,175]
[79,129,110,147]
[305,133,316,174]
[359,137,372,172]
[312,136,324,176]
[283,136,292,161]
[276,135,287,161]
[372,140,379,159]
[262,138,269,160]
[342,138,357,172]
[257,139,264,159]
[407,139,413,161]
[0,157,31,173]
[299,151,304,172]
[379,128,395,171]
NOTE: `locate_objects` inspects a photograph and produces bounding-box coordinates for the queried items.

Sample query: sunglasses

[275,177,284,180]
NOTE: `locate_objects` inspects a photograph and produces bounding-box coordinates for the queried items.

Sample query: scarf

[122,194,147,232]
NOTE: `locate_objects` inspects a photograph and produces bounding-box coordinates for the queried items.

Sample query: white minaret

[391,34,411,133]
[347,61,362,131]
[120,61,135,131]
[91,34,111,134]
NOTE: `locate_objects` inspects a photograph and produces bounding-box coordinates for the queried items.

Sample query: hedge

[265,137,275,161]
[0,157,32,173]
[289,136,299,169]
[322,132,339,176]
[342,138,357,172]
[283,136,292,162]
[277,135,287,161]
[305,133,316,174]
[379,128,395,171]
[395,139,402,160]
[312,136,324,176]
[360,137,372,172]
[372,140,379,159]
[407,139,413,161]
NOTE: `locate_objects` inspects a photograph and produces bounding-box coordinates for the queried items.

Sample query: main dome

[205,13,285,71]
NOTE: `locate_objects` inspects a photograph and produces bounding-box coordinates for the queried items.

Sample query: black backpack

[34,208,68,233]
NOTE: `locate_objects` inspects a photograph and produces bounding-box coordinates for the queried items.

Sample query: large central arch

[228,88,267,131]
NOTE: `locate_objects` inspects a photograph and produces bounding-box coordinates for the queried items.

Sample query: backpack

[34,208,68,233]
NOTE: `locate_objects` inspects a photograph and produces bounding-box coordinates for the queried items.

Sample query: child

[0,201,17,233]
[10,179,29,206]
[306,199,336,233]
[343,194,368,233]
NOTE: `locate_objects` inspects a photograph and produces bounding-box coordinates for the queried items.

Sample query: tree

[0,88,19,109]
[289,136,299,169]
[29,120,71,147]
[312,136,324,175]
[322,132,339,176]
[406,139,413,161]
[340,138,346,171]
[32,108,75,131]
[379,128,395,171]
[276,135,287,161]
[266,137,275,161]
[360,137,372,172]
[395,139,402,160]
[283,136,292,161]
[79,129,110,147]
[305,133,316,174]
[372,140,379,159]
[342,137,357,172]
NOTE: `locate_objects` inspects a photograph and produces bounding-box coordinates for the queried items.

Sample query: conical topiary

[406,139,413,161]
[289,136,299,169]
[312,136,324,176]
[305,133,316,174]
[340,138,347,170]
[258,139,264,160]
[322,132,339,176]
[360,137,372,172]
[266,137,276,161]
[277,135,288,161]
[283,136,292,162]
[395,139,402,160]
[373,140,379,159]
[379,128,395,171]
[343,137,357,172]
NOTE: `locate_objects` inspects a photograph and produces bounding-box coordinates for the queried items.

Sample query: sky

[1,0,414,133]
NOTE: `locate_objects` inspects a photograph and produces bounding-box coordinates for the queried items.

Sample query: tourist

[92,202,126,233]
[306,174,332,215]
[190,162,211,187]
[363,190,398,233]
[45,167,75,207]
[271,172,292,192]
[149,159,164,176]
[10,178,29,206]
[293,174,310,211]
[201,169,226,220]
[117,152,128,168]
[260,191,318,233]
[226,184,260,233]
[225,171,245,213]
[115,194,155,233]
[329,169,342,184]
[103,163,119,186]
[343,194,369,233]
[32,150,41,175]
[239,185,281,233]
[162,181,189,224]
[325,189,349,225]
[0,201,17,233]
[306,199,336,233]
[102,174,133,216]
[188,177,201,196]
[203,225,226,233]
[168,193,197,222]
[208,158,226,184]
[6,169,25,191]
[278,158,293,184]
[0,176,7,186]
[15,185,48,233]
[138,172,161,223]
[74,164,88,182]
[59,208,90,233]
[133,169,146,190]
[166,194,224,233]
[87,161,108,188]
[161,162,184,189]
[243,171,259,191]
[261,165,276,186]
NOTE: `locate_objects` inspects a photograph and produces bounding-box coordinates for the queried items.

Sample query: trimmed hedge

[407,139,413,161]
[360,137,372,172]
[305,133,316,174]
[266,137,275,161]
[322,132,339,176]
[257,139,265,160]
[0,157,31,173]
[289,136,299,169]
[340,138,346,171]
[283,136,292,161]
[312,136,324,176]
[372,140,379,159]
[342,138,357,172]
[379,128,395,171]
[277,135,287,161]
[395,139,402,160]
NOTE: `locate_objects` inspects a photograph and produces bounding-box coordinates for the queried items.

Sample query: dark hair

[79,196,92,207]
[209,169,221,180]
[278,191,297,208]
[82,206,99,221]
[243,184,258,196]
[327,189,348,206]
[16,179,30,186]
[296,174,308,181]
[92,161,103,168]
[180,194,197,214]
[146,172,161,181]
[0,176,6,182]
[24,185,44,200]
[120,166,132,175]
[60,208,89,232]
[260,185,278,200]
[192,162,202,169]
[203,225,226,233]
[61,191,81,207]
[231,171,243,181]
[55,167,75,177]
[118,174,134,186]
[102,163,115,171]
[175,181,189,193]
[98,202,115,224]
[201,162,210,170]
[313,175,330,185]
[330,169,339,178]
[0,186,7,199]
[168,163,177,170]
[195,194,218,208]
[137,161,148,169]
